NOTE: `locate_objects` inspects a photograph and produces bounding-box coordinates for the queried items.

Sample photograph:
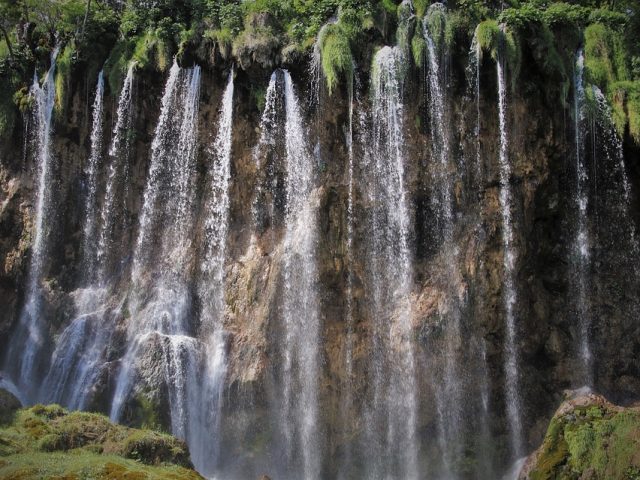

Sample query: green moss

[0,404,202,479]
[474,20,520,84]
[602,79,640,143]
[55,43,75,116]
[411,29,426,68]
[444,12,466,50]
[132,30,171,72]
[0,389,21,426]
[584,23,630,91]
[0,452,202,480]
[529,402,640,480]
[104,39,135,94]
[251,85,267,112]
[319,23,354,95]
[205,28,234,59]
[504,27,521,85]
[475,20,500,61]
[425,3,447,49]
[413,0,428,19]
[130,394,164,432]
[529,416,570,480]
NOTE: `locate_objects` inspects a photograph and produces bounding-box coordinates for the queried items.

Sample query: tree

[0,0,21,57]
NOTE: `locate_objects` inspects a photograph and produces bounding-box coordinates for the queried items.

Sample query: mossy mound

[0,389,21,426]
[520,391,640,480]
[0,403,203,480]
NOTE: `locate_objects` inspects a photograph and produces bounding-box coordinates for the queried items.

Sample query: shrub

[610,81,640,142]
[584,24,630,90]
[542,2,589,28]
[121,430,191,468]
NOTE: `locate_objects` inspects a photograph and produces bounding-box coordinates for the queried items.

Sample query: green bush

[542,2,589,28]
[610,81,640,142]
[584,24,630,90]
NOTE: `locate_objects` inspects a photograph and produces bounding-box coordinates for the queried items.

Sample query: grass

[0,404,203,480]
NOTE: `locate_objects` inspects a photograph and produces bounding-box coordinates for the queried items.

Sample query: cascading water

[81,70,105,277]
[341,67,357,478]
[423,6,466,474]
[469,31,483,183]
[279,69,321,479]
[3,46,60,399]
[497,45,523,458]
[364,45,418,479]
[572,50,593,387]
[591,86,639,257]
[252,72,284,237]
[96,63,135,284]
[110,62,203,450]
[39,68,130,409]
[195,68,235,475]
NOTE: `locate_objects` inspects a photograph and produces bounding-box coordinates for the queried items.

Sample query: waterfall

[96,63,135,284]
[252,72,283,237]
[3,46,60,398]
[339,67,357,479]
[195,68,235,475]
[38,71,113,409]
[111,61,203,441]
[572,51,593,386]
[591,86,639,256]
[469,32,482,183]
[39,289,116,409]
[497,49,523,457]
[81,70,105,278]
[365,45,418,479]
[278,69,321,479]
[423,8,466,475]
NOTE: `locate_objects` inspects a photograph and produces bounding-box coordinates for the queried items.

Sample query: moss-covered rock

[0,404,202,479]
[520,391,640,480]
[0,388,21,426]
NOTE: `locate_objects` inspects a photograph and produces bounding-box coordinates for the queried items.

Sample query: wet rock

[0,388,21,425]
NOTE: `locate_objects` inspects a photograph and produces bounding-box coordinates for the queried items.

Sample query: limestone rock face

[0,43,639,478]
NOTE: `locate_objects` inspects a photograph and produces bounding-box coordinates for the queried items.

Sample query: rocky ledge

[520,390,640,480]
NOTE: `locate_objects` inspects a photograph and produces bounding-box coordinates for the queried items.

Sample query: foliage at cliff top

[0,398,204,479]
[524,393,640,480]
[0,0,639,137]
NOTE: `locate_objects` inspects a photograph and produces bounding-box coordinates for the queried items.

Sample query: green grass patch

[0,403,202,479]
